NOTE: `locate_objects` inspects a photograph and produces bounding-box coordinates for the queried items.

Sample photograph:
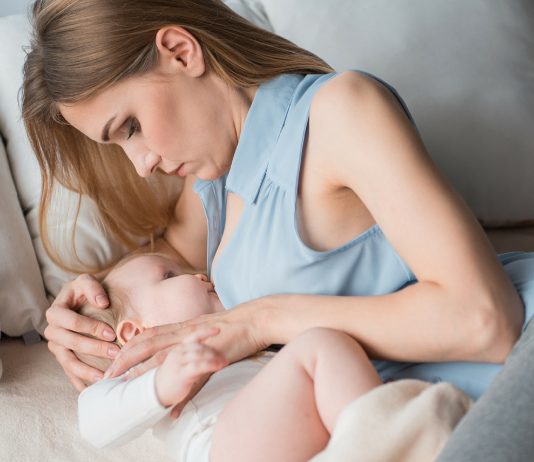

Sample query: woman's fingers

[169,341,226,366]
[47,299,115,343]
[117,323,174,355]
[182,327,221,345]
[43,273,117,389]
[119,334,225,382]
[122,346,174,381]
[108,326,222,379]
[107,329,187,378]
[54,273,109,309]
[66,371,87,393]
[45,324,119,359]
[118,320,220,357]
[49,342,106,389]
[45,305,116,343]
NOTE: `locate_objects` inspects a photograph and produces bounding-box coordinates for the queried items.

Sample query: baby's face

[107,254,221,327]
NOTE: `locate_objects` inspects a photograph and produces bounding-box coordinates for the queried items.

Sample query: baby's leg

[210,327,381,462]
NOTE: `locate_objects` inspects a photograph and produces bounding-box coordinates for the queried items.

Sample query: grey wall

[0,0,34,17]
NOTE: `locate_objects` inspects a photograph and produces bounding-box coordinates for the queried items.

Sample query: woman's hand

[104,301,268,382]
[155,328,227,408]
[44,274,121,392]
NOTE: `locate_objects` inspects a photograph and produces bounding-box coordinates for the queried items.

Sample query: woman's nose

[127,150,161,177]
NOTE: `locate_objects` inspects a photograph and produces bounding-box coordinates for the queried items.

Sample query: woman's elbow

[469,294,523,363]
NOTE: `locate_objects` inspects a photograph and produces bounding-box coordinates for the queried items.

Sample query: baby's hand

[155,328,228,408]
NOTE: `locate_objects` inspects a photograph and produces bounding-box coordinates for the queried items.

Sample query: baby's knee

[287,327,363,361]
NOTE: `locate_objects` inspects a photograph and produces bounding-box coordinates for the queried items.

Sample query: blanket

[311,379,473,462]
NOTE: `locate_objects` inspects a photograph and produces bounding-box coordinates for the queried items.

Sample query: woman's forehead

[58,72,174,141]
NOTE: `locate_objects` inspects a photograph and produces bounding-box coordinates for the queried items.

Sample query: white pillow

[0,137,48,336]
[257,0,534,225]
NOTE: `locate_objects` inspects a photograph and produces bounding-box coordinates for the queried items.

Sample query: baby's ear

[116,319,144,345]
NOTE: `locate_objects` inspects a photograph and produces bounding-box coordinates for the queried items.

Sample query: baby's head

[75,252,222,378]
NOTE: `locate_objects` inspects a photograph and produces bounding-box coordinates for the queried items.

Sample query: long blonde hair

[22,0,333,273]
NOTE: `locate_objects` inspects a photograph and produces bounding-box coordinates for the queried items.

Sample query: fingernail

[108,346,119,358]
[103,329,115,340]
[96,294,109,306]
[103,367,113,379]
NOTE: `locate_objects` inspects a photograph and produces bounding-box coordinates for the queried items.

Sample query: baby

[77,252,382,462]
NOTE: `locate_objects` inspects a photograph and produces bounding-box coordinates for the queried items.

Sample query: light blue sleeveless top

[193,70,534,399]
[195,71,418,307]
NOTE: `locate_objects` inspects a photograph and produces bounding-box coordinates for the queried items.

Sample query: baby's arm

[78,368,170,448]
[155,329,228,407]
[78,328,226,448]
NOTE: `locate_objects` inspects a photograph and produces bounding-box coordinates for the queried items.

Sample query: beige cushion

[0,337,173,462]
[257,0,534,225]
[0,137,48,336]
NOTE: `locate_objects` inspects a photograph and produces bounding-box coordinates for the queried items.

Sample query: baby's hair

[73,285,128,382]
[74,251,179,384]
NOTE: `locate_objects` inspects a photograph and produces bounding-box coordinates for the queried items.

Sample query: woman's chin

[195,165,230,181]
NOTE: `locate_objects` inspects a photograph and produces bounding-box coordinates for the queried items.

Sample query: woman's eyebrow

[101,115,117,142]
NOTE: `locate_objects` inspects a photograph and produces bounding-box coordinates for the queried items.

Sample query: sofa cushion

[0,137,48,336]
[225,0,273,30]
[257,0,534,225]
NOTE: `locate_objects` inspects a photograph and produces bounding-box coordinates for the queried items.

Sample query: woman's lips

[169,163,185,176]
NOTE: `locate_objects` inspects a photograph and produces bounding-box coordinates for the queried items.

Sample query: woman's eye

[163,271,175,280]
[126,119,140,140]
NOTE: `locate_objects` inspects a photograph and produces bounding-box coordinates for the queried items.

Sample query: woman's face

[59,27,257,180]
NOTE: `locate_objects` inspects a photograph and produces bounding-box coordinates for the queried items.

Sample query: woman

[23,0,534,459]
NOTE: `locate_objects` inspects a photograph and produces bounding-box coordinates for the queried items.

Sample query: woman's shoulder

[305,70,410,186]
[311,70,400,122]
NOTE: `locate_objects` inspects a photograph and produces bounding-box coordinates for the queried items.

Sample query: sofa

[1,1,533,461]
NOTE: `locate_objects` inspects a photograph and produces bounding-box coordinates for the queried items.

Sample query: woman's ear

[154,26,205,77]
[116,319,146,346]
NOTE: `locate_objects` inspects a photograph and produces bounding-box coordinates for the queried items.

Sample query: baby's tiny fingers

[178,345,226,366]
[181,361,226,382]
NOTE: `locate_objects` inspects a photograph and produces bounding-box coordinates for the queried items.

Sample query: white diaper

[153,351,275,462]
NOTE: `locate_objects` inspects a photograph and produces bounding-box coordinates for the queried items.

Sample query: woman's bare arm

[256,72,523,363]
